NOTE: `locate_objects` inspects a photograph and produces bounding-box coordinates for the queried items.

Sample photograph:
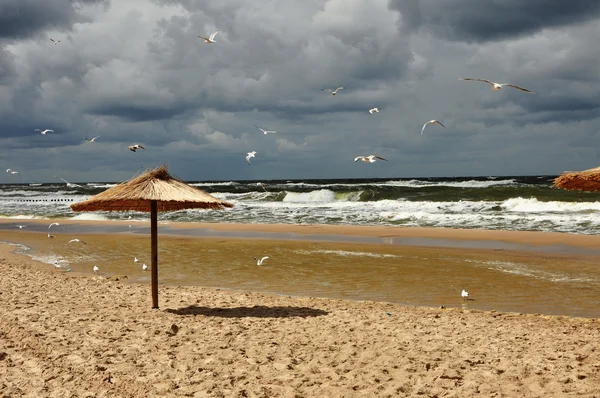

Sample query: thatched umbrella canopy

[554,166,600,192]
[71,165,233,308]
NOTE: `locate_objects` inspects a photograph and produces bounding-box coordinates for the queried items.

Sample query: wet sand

[2,220,600,318]
[1,242,599,397]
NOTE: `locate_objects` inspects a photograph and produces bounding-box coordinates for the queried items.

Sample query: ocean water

[1,175,600,234]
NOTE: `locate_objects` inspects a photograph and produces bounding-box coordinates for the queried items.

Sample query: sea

[1,175,600,234]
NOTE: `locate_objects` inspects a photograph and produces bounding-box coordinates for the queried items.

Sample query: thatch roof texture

[554,166,600,192]
[71,165,233,212]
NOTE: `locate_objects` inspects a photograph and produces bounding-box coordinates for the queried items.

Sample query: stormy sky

[1,0,599,183]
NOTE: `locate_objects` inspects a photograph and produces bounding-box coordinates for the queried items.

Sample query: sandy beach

[1,223,600,397]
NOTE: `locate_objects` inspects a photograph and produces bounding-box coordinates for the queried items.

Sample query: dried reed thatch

[71,165,233,212]
[553,166,600,192]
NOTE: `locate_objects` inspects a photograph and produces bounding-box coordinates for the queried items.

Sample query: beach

[1,221,600,397]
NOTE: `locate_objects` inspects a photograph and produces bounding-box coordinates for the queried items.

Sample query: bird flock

[5,23,539,303]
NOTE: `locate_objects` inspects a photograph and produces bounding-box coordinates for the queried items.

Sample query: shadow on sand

[165,305,329,318]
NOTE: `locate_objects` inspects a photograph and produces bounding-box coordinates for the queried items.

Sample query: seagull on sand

[421,120,446,135]
[84,135,100,142]
[198,30,219,43]
[142,263,148,271]
[35,129,54,135]
[459,78,535,94]
[354,155,387,163]
[93,265,99,274]
[253,125,277,134]
[369,108,380,114]
[54,176,82,188]
[134,257,139,263]
[246,151,256,165]
[6,169,19,175]
[129,144,145,152]
[254,256,270,265]
[68,238,87,244]
[48,233,55,238]
[50,39,61,45]
[322,87,344,95]
[461,289,470,300]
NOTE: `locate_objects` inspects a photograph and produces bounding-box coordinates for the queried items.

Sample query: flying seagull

[16,225,26,229]
[421,120,446,135]
[459,78,535,94]
[246,151,256,165]
[461,289,470,300]
[354,155,387,163]
[54,176,82,188]
[48,222,61,229]
[253,125,277,134]
[129,144,145,152]
[50,39,61,45]
[6,169,19,175]
[84,135,100,142]
[198,30,219,43]
[369,108,380,114]
[35,129,54,135]
[68,238,87,244]
[254,256,270,265]
[322,87,344,95]
[256,182,267,192]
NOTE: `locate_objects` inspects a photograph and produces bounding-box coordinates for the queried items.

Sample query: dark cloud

[389,0,600,42]
[0,0,109,39]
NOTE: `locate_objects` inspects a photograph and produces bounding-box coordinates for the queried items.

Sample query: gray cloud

[0,0,599,182]
[389,0,600,42]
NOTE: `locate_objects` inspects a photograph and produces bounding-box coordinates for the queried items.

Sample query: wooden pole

[151,200,159,309]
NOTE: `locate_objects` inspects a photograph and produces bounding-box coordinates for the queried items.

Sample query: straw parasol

[71,165,233,308]
[554,166,600,192]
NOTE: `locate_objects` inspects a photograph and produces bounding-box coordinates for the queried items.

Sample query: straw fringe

[71,165,233,212]
[553,166,600,192]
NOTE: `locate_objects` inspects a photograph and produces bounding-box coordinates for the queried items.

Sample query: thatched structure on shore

[71,165,233,308]
[554,166,600,192]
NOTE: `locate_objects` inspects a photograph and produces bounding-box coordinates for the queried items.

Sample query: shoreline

[3,218,600,253]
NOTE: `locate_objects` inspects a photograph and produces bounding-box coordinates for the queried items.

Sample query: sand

[1,242,599,397]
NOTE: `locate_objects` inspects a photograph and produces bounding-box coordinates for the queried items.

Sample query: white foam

[70,213,109,221]
[294,249,400,258]
[283,189,336,203]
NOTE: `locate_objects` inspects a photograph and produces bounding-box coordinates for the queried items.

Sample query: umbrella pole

[151,200,159,309]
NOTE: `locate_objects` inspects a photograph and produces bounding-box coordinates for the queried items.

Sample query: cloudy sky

[1,0,599,183]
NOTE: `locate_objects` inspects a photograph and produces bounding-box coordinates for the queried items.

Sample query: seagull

[16,225,26,229]
[256,182,267,192]
[84,135,100,142]
[6,169,19,175]
[459,78,535,94]
[253,125,277,134]
[461,290,470,300]
[54,176,82,188]
[421,120,446,135]
[322,87,344,95]
[35,129,54,135]
[253,256,270,265]
[142,263,148,271]
[134,257,139,263]
[354,155,387,163]
[53,261,63,269]
[68,238,87,245]
[48,233,55,238]
[246,151,256,165]
[198,30,219,43]
[93,265,99,274]
[369,108,380,114]
[48,222,60,229]
[129,144,145,152]
[50,39,61,45]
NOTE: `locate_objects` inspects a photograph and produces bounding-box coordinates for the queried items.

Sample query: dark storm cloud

[389,0,600,42]
[0,0,109,39]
